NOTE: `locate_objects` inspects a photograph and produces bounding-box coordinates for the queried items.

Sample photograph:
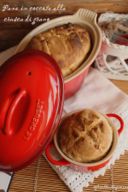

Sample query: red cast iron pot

[15,8,102,99]
[45,113,124,172]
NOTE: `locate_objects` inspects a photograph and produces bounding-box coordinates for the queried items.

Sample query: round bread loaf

[59,109,113,163]
[26,23,91,77]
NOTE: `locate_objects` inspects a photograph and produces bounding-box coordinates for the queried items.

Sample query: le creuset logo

[24,99,44,141]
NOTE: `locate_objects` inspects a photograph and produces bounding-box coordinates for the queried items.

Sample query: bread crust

[26,24,91,77]
[59,109,113,163]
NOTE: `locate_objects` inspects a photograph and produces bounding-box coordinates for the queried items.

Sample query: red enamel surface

[0,50,64,171]
[64,67,90,99]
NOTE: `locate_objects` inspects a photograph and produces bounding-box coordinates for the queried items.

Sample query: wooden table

[0,1,128,191]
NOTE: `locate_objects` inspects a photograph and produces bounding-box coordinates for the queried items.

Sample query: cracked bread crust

[26,23,91,77]
[59,109,113,163]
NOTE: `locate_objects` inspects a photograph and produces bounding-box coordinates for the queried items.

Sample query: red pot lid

[0,50,64,171]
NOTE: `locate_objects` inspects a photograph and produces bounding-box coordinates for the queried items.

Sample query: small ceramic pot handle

[45,143,70,166]
[106,113,124,135]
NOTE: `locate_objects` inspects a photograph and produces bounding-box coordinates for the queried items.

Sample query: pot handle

[106,113,124,135]
[5,89,28,136]
[74,8,97,24]
[45,142,70,166]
